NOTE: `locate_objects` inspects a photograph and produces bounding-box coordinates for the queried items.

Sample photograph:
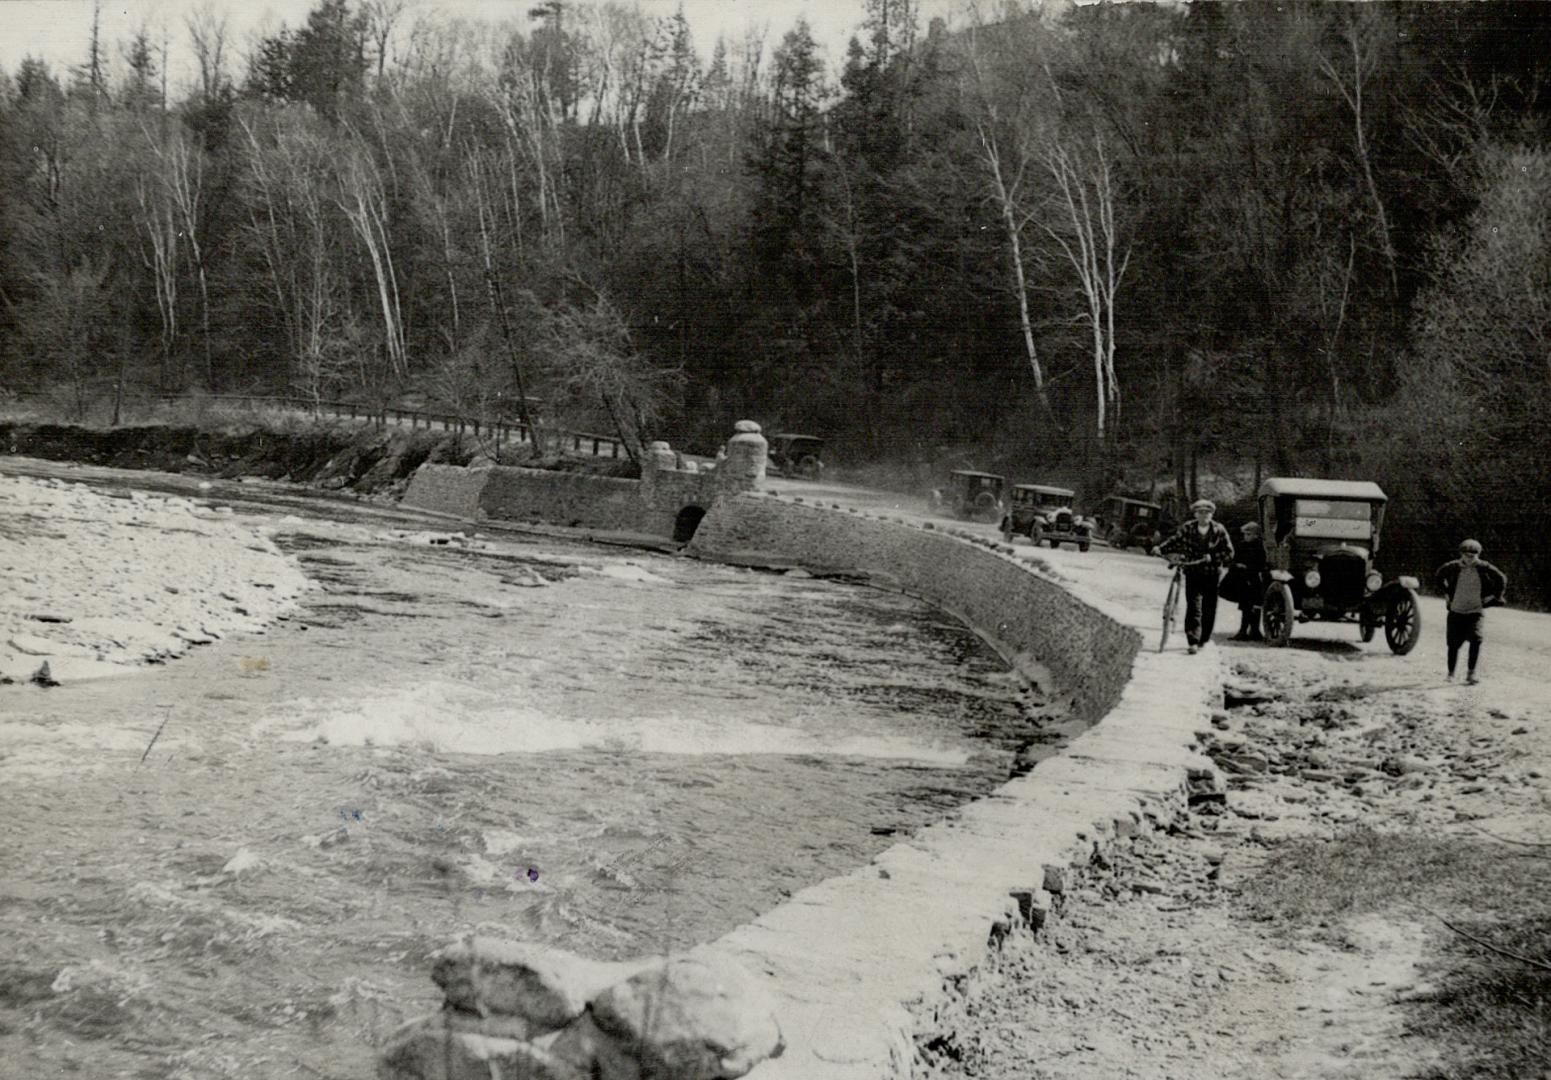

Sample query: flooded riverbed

[0,463,1074,1079]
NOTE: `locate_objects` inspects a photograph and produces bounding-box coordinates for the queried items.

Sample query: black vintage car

[936,470,1005,523]
[767,434,825,478]
[1001,484,1094,550]
[1257,477,1421,654]
[1096,495,1165,550]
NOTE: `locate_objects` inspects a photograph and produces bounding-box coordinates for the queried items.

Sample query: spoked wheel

[1159,571,1184,653]
[795,455,822,479]
[1262,583,1295,647]
[1385,588,1423,655]
[1029,522,1044,547]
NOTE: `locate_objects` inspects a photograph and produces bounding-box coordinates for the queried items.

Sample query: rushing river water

[0,463,1075,1079]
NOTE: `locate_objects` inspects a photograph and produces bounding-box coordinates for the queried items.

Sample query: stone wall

[400,463,491,519]
[689,493,1138,722]
[480,468,653,532]
[400,422,767,540]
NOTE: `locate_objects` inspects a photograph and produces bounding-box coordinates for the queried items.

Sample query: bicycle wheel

[1159,570,1183,653]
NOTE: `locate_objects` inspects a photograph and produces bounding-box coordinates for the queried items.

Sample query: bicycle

[1158,554,1211,653]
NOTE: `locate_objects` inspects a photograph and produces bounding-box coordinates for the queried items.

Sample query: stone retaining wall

[689,493,1137,722]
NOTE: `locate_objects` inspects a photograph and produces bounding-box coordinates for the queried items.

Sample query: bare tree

[959,12,1053,416]
[336,130,408,382]
[134,171,178,388]
[240,114,355,398]
[364,0,410,82]
[1040,131,1130,440]
[186,3,230,103]
[142,126,213,385]
[1317,11,1399,301]
[467,148,543,448]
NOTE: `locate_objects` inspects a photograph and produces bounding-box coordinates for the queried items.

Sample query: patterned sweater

[1158,520,1236,569]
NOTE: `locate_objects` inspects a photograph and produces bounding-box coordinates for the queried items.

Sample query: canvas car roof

[951,470,1004,480]
[1104,495,1159,507]
[771,433,823,443]
[1013,484,1075,496]
[1258,477,1388,502]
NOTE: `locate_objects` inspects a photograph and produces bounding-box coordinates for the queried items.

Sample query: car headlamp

[1304,569,1321,589]
[1366,571,1383,592]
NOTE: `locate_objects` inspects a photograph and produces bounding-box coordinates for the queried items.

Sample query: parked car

[935,470,1006,523]
[1095,495,1165,550]
[767,434,825,478]
[1001,484,1095,550]
[1256,477,1421,654]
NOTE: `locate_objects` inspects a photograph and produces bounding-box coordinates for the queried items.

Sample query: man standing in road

[1436,539,1508,685]
[1154,499,1235,655]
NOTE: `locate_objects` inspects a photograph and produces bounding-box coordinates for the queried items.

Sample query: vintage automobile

[1256,477,1421,654]
[1001,484,1095,550]
[766,434,825,478]
[1096,495,1165,550]
[937,470,1006,522]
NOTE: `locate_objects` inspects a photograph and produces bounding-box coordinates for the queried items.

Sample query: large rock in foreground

[385,939,784,1080]
[589,947,785,1079]
[431,935,659,1035]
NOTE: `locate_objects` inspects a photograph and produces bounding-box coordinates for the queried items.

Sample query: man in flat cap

[1154,498,1235,654]
[1436,539,1507,684]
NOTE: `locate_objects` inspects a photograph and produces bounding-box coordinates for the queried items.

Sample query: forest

[1,1,1548,603]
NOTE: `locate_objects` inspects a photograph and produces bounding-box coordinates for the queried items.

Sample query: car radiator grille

[1321,553,1367,604]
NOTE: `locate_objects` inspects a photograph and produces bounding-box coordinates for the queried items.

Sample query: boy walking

[1436,539,1507,684]
[1155,499,1235,655]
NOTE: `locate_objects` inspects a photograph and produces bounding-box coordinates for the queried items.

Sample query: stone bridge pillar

[719,420,767,493]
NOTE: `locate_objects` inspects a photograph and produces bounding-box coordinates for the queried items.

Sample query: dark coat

[1436,558,1507,609]
[1225,537,1269,609]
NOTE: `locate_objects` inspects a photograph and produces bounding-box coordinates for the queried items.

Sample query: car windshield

[1293,499,1373,541]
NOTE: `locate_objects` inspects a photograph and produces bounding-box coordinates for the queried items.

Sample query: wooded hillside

[2,1,1548,601]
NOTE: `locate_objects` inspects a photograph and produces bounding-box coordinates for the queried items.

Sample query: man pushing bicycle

[1152,499,1236,654]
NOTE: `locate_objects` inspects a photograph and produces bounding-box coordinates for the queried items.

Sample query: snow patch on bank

[1,475,311,685]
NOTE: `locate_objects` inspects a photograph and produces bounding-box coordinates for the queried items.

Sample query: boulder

[378,1012,583,1080]
[431,936,658,1033]
[588,947,784,1079]
[546,1013,643,1080]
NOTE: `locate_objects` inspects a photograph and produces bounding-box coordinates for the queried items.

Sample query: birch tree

[336,130,407,382]
[1041,131,1129,440]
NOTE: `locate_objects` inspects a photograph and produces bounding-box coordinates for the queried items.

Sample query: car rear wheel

[794,455,821,479]
[1108,527,1128,550]
[1262,583,1295,647]
[1078,541,1090,553]
[1028,522,1044,546]
[1385,588,1422,655]
[1359,621,1377,643]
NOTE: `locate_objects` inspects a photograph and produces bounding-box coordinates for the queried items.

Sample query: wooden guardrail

[6,391,630,461]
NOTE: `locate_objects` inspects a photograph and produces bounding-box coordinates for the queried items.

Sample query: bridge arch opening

[673,505,707,543]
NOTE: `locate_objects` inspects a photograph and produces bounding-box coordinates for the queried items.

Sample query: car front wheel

[1262,583,1295,647]
[1385,588,1423,655]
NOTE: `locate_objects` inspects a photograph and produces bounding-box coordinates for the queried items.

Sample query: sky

[0,0,982,90]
